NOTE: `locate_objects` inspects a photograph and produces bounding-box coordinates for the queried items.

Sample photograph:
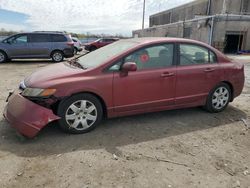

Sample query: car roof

[122,37,215,50]
[124,37,202,44]
[13,32,67,35]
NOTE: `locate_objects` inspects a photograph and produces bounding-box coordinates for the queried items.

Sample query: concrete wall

[150,0,249,27]
[213,20,250,50]
[133,19,250,51]
[135,0,250,52]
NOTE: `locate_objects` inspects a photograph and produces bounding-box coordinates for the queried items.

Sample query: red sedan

[4,38,245,138]
[84,38,119,51]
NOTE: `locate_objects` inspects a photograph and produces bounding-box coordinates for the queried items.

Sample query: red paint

[4,38,245,137]
[3,93,60,138]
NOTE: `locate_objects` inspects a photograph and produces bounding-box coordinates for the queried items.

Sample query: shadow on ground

[0,105,246,157]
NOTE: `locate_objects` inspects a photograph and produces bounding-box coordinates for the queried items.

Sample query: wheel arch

[50,49,64,57]
[0,49,8,58]
[221,81,234,102]
[54,91,108,119]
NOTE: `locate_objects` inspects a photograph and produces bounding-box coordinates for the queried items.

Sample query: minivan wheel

[204,83,231,113]
[51,51,64,62]
[0,51,7,63]
[57,93,103,134]
[74,47,78,55]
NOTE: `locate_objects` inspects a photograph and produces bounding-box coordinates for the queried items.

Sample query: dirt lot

[0,56,250,188]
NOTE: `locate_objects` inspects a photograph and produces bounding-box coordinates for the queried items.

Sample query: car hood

[24,62,85,88]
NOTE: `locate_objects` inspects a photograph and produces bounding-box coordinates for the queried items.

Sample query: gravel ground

[0,56,249,188]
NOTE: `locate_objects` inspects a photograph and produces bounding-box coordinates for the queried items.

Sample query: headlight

[22,88,56,97]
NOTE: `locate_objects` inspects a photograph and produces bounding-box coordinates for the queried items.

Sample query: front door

[7,34,30,58]
[112,43,176,113]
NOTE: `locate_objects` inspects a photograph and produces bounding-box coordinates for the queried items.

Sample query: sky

[0,0,193,36]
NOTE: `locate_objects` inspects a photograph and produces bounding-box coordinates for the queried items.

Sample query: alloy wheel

[53,52,63,62]
[212,86,229,110]
[65,100,98,131]
[0,52,5,63]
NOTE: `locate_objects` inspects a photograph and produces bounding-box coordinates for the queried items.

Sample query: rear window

[51,34,67,42]
[30,34,50,43]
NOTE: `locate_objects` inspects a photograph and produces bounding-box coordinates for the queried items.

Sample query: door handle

[204,68,215,72]
[161,72,175,77]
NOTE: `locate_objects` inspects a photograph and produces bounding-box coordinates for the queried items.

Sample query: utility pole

[142,0,146,29]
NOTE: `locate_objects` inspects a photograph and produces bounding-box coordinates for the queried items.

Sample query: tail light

[67,42,74,46]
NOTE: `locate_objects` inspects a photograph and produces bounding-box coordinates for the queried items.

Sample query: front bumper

[3,92,60,138]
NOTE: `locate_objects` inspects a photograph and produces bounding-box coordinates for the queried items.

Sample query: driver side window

[11,35,28,44]
[124,44,174,70]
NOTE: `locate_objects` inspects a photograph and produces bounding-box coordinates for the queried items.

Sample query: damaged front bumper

[3,92,60,138]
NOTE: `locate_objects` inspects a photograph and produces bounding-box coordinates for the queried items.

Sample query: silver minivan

[0,31,74,63]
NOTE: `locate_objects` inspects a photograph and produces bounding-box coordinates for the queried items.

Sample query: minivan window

[30,34,50,43]
[51,34,67,42]
[13,35,28,44]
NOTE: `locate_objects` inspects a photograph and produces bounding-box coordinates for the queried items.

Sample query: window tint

[124,44,174,70]
[30,34,50,43]
[12,35,28,44]
[210,51,217,63]
[179,44,209,65]
[51,34,67,42]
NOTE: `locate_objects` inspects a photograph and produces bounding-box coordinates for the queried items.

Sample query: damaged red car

[4,38,245,138]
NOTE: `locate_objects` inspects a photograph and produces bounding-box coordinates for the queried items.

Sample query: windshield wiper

[67,52,90,69]
[67,59,87,69]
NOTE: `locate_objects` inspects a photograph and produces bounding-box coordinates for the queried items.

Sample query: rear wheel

[57,93,103,134]
[51,51,64,62]
[74,47,78,55]
[0,51,7,63]
[204,83,231,113]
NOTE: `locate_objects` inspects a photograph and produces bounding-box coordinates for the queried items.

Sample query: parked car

[72,37,83,55]
[4,38,244,138]
[0,31,74,63]
[84,38,119,51]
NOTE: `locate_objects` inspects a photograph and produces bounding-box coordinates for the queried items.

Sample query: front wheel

[57,94,103,134]
[0,51,7,63]
[204,83,231,113]
[51,51,64,62]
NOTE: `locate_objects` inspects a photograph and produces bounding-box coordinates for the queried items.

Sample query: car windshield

[77,40,138,68]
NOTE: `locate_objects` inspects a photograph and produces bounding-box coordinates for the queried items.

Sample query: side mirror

[121,62,137,76]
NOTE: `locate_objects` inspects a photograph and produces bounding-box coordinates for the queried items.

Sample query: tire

[204,83,231,113]
[89,46,97,52]
[74,47,78,55]
[51,51,64,62]
[57,93,103,134]
[0,51,7,63]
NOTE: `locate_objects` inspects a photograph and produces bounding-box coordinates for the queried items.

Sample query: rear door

[7,34,30,58]
[29,34,52,58]
[175,43,223,105]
